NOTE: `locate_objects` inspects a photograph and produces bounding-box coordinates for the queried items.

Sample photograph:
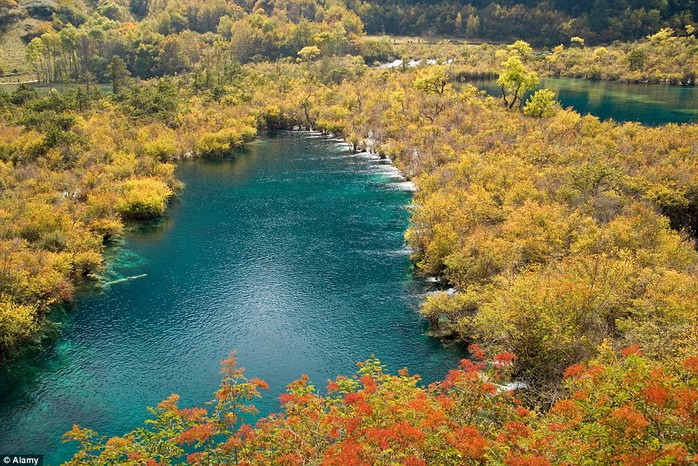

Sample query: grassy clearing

[0,17,41,82]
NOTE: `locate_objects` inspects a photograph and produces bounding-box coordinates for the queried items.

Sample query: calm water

[0,132,466,464]
[471,77,698,125]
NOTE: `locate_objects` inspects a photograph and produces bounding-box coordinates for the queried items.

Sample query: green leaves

[497,55,539,109]
[523,89,558,118]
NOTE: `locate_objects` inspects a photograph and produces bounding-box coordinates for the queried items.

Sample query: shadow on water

[0,306,71,399]
[0,202,184,401]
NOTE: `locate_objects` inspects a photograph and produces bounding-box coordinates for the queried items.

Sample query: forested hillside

[1,0,697,80]
[0,0,389,81]
[356,0,698,44]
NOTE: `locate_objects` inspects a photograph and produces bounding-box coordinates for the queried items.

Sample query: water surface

[471,76,698,125]
[0,132,466,464]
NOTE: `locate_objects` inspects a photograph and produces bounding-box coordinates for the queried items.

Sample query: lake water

[0,132,466,464]
[471,77,698,125]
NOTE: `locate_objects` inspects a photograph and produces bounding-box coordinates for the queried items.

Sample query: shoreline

[0,127,418,368]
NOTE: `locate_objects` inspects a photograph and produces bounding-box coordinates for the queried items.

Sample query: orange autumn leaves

[64,346,698,465]
[544,345,698,464]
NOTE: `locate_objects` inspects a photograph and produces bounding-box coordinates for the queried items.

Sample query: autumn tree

[497,54,539,109]
[523,89,558,117]
[64,348,698,464]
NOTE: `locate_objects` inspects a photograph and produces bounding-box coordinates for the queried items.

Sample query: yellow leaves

[570,37,585,47]
[411,190,459,226]
[461,185,505,226]
[15,201,71,249]
[0,296,39,354]
[115,177,174,220]
[0,160,13,188]
[380,59,698,389]
[257,104,282,128]
[648,28,675,44]
[195,130,232,155]
[419,223,458,276]
[297,45,321,62]
[523,89,559,118]
[507,40,534,59]
[138,124,179,162]
[500,200,574,265]
[476,256,634,366]
[76,107,125,154]
[593,47,609,59]
[195,125,257,156]
[387,89,406,113]
[0,124,43,163]
[546,33,697,84]
[413,66,451,95]
[546,108,582,135]
[444,229,513,287]
[107,151,139,180]
[183,103,257,156]
[420,291,478,338]
[0,239,74,307]
[642,181,688,211]
[86,217,124,239]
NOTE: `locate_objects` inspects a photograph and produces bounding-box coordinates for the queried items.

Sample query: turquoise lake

[471,76,698,125]
[0,132,466,464]
[0,77,696,464]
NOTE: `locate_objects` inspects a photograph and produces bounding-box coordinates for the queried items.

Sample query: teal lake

[471,77,698,125]
[0,132,466,464]
[0,77,695,464]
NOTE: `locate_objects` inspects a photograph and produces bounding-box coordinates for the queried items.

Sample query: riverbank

[0,131,467,464]
[0,81,258,364]
[468,76,698,125]
[390,32,698,88]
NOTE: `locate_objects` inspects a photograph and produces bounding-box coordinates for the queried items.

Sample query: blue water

[471,77,698,125]
[0,132,466,464]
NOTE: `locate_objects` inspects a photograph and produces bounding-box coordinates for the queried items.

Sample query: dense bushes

[0,297,38,353]
[397,30,698,87]
[0,79,259,359]
[543,29,698,84]
[3,48,698,395]
[114,178,174,220]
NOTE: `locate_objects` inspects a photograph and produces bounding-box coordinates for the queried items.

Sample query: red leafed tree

[64,346,697,465]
